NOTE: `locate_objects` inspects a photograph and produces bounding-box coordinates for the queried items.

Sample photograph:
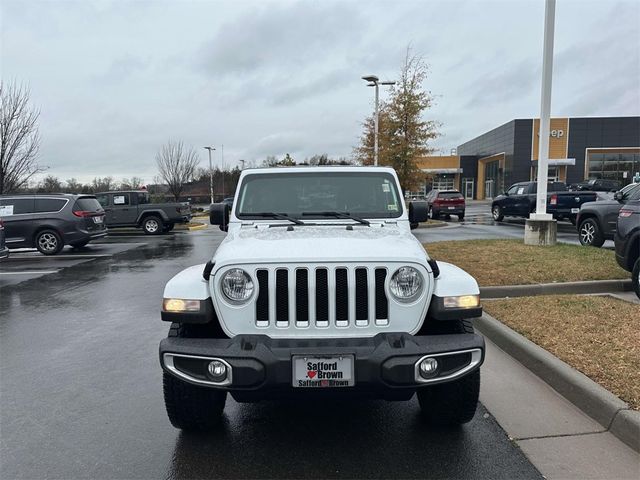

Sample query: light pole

[221,144,225,199]
[362,75,395,166]
[203,146,215,204]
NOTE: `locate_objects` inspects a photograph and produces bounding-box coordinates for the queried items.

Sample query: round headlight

[389,266,423,301]
[221,268,254,303]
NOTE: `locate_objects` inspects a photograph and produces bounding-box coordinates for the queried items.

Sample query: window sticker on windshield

[382,183,390,192]
[517,187,525,195]
[113,195,126,205]
[388,204,398,211]
[0,205,14,216]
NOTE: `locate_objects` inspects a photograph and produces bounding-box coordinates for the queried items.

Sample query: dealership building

[416,116,640,199]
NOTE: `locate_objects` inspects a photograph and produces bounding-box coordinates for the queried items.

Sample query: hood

[212,224,427,267]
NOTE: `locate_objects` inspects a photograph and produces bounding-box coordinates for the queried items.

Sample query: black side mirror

[409,201,428,225]
[210,203,230,231]
[613,191,624,202]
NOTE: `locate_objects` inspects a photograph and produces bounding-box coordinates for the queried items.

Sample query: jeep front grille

[255,266,389,328]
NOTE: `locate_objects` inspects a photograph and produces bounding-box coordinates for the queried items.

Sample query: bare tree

[64,178,83,193]
[38,174,62,192]
[91,176,114,192]
[156,140,199,201]
[0,81,44,193]
[120,176,145,189]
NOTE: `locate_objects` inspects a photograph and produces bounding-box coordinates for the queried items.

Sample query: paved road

[0,228,542,479]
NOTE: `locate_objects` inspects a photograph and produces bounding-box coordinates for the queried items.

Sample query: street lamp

[203,146,215,204]
[362,75,395,166]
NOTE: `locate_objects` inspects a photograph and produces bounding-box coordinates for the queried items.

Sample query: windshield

[236,171,402,220]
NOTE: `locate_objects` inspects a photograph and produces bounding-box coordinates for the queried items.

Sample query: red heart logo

[307,371,317,379]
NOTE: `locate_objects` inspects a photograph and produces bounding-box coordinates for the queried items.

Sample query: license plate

[93,216,104,224]
[292,355,354,388]
[571,208,579,214]
[448,206,455,210]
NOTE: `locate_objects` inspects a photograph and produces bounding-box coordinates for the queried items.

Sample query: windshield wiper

[250,212,305,225]
[301,211,370,226]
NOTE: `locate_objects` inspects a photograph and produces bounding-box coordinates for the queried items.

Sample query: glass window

[74,197,103,212]
[236,172,402,219]
[96,194,109,207]
[34,198,67,213]
[438,192,463,199]
[113,194,129,205]
[507,185,520,195]
[0,198,34,215]
[625,184,640,201]
[137,193,150,205]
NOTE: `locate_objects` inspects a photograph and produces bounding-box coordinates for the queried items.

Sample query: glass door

[485,180,494,199]
[463,178,474,199]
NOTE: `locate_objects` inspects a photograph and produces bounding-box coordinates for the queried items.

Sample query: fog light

[419,358,439,379]
[207,360,227,381]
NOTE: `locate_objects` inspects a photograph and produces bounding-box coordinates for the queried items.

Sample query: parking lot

[0,224,553,479]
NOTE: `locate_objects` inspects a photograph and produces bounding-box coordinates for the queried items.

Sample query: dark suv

[614,199,640,299]
[0,194,107,255]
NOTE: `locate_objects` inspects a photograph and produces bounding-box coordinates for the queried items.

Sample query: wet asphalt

[0,224,543,479]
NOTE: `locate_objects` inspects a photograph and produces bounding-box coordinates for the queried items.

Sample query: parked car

[0,194,107,255]
[571,178,622,192]
[95,190,192,234]
[614,200,640,299]
[425,190,465,220]
[0,218,9,259]
[491,181,597,224]
[576,183,640,247]
[159,166,485,431]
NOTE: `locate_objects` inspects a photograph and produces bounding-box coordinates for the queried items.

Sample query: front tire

[35,230,64,255]
[632,258,640,300]
[142,215,163,235]
[163,372,227,432]
[578,218,604,247]
[492,205,504,222]
[417,368,480,425]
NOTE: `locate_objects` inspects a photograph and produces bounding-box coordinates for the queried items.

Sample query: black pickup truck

[96,190,191,234]
[491,182,597,224]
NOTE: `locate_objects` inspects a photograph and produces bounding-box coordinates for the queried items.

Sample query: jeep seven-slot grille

[254,266,388,327]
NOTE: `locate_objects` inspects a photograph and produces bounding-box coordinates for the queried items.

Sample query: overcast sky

[2,0,639,184]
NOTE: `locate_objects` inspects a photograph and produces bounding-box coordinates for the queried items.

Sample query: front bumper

[159,332,484,399]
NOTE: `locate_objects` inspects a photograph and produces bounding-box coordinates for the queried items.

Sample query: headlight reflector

[443,295,480,309]
[221,268,254,303]
[389,266,423,301]
[163,298,201,312]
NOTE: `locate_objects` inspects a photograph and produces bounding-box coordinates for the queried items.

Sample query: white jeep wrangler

[160,166,484,431]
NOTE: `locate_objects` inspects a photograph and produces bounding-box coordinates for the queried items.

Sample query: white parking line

[0,270,58,275]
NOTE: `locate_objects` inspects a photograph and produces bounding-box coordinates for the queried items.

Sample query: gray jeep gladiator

[96,190,191,234]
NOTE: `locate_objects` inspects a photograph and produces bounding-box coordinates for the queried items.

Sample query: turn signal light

[163,298,201,312]
[443,295,480,309]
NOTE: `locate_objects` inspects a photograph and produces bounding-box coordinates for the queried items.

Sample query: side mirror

[613,191,624,202]
[210,203,230,231]
[408,201,428,225]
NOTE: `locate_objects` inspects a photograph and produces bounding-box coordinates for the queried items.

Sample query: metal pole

[204,146,215,204]
[374,82,379,166]
[533,0,556,220]
[221,144,225,198]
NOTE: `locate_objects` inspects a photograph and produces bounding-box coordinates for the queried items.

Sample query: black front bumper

[159,332,484,400]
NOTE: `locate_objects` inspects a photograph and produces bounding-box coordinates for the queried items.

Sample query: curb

[480,279,632,299]
[187,223,208,231]
[475,312,640,452]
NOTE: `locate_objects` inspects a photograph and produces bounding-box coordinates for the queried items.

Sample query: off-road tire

[35,229,64,255]
[142,215,163,235]
[632,258,640,300]
[417,368,480,425]
[578,218,605,247]
[70,240,89,248]
[491,205,504,222]
[163,372,227,431]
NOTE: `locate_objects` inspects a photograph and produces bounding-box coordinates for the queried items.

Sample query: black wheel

[430,207,439,220]
[569,215,577,226]
[163,323,227,431]
[491,205,504,222]
[162,223,175,233]
[417,368,480,425]
[632,258,640,300]
[163,372,227,432]
[458,213,465,221]
[35,230,64,255]
[142,215,163,235]
[578,218,604,247]
[70,240,89,248]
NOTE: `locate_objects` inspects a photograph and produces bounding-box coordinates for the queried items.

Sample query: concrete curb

[187,223,208,231]
[475,313,640,452]
[480,279,632,299]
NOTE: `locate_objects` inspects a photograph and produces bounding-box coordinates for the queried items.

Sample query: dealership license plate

[571,208,580,214]
[292,355,354,388]
[448,206,455,210]
[93,216,104,224]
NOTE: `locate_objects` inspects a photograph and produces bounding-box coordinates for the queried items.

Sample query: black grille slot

[315,269,329,322]
[375,268,388,319]
[335,268,348,321]
[256,269,269,322]
[275,269,289,322]
[295,269,309,322]
[355,268,369,320]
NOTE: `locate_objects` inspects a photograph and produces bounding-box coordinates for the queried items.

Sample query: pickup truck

[491,182,597,224]
[96,190,191,234]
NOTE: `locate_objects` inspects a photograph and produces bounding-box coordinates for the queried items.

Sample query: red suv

[425,190,465,221]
